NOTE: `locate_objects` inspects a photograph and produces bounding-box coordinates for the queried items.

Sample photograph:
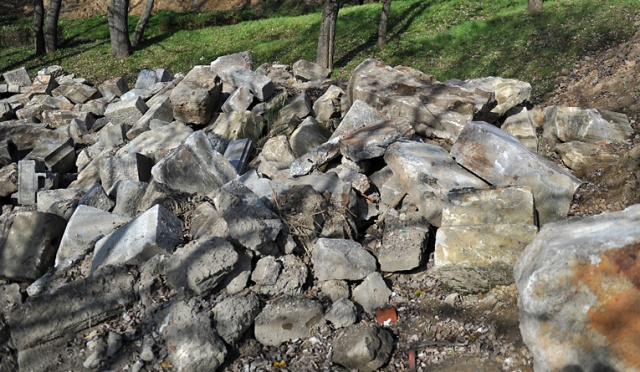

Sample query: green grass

[1,0,638,101]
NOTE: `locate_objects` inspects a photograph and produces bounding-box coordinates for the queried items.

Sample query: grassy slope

[0,0,638,101]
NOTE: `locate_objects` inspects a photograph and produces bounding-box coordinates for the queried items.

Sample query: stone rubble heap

[0,52,638,371]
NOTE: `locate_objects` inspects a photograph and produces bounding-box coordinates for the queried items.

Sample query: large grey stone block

[91,204,183,272]
[292,60,331,81]
[340,118,414,162]
[313,238,377,282]
[170,66,223,125]
[515,205,640,372]
[104,96,148,127]
[151,130,236,195]
[117,121,193,163]
[313,85,346,123]
[289,116,330,157]
[348,59,494,141]
[450,121,582,225]
[384,141,487,226]
[165,237,239,297]
[126,96,174,139]
[212,292,261,345]
[543,106,633,144]
[56,205,130,269]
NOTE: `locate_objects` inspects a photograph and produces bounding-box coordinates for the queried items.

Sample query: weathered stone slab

[0,210,67,281]
[126,96,173,139]
[77,183,115,211]
[441,186,536,226]
[217,67,274,101]
[98,77,129,101]
[170,65,223,125]
[205,180,284,255]
[501,106,538,151]
[158,300,227,371]
[100,153,152,192]
[91,204,183,272]
[7,265,136,351]
[280,92,313,122]
[52,83,98,104]
[117,121,193,163]
[207,111,263,143]
[378,225,428,272]
[210,51,253,74]
[25,137,75,173]
[289,117,331,157]
[30,74,58,95]
[221,85,254,113]
[151,130,236,195]
[3,67,32,89]
[348,59,494,141]
[340,119,414,162]
[104,96,148,127]
[41,109,95,130]
[289,136,341,177]
[254,296,323,347]
[446,76,532,120]
[313,85,346,123]
[450,121,583,225]
[384,141,487,226]
[165,236,239,297]
[514,204,640,372]
[223,138,252,174]
[110,179,149,217]
[36,188,84,220]
[313,238,377,282]
[543,106,633,144]
[288,172,357,211]
[556,141,619,172]
[17,159,58,206]
[435,224,538,293]
[134,68,171,91]
[332,323,394,372]
[55,205,130,269]
[0,101,14,121]
[292,60,331,81]
[212,292,261,345]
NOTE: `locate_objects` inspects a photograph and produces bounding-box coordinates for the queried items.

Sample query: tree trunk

[131,0,154,48]
[527,0,543,13]
[377,0,391,49]
[107,0,132,59]
[316,0,340,70]
[44,0,62,53]
[34,0,45,55]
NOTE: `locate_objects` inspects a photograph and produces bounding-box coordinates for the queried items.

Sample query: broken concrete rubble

[0,54,634,371]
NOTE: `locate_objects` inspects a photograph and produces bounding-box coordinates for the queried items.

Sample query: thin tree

[107,0,132,58]
[527,0,543,13]
[377,0,391,49]
[132,0,154,48]
[34,0,45,55]
[316,0,340,70]
[44,0,62,53]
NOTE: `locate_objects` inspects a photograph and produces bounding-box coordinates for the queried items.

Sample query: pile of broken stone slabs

[0,55,636,371]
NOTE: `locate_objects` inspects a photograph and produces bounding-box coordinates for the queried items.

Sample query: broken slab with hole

[254,296,323,347]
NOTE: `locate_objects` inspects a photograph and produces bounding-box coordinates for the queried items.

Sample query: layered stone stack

[0,54,637,371]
